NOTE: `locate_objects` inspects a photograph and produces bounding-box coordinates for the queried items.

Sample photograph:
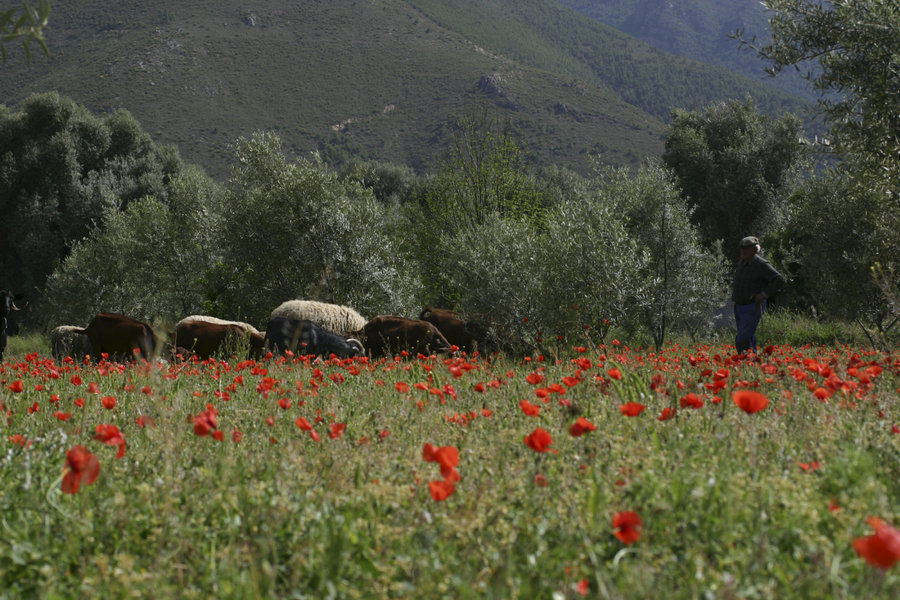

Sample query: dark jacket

[732,254,784,305]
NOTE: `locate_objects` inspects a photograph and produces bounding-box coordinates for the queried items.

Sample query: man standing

[732,236,784,354]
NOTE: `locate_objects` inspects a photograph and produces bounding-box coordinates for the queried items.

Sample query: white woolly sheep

[269,300,367,337]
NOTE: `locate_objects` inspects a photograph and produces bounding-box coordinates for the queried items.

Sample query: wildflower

[519,399,541,417]
[534,473,549,487]
[569,417,596,437]
[576,579,589,597]
[329,422,346,439]
[619,402,646,417]
[679,393,704,409]
[428,479,455,501]
[295,417,313,431]
[61,445,100,494]
[525,372,545,385]
[852,517,900,569]
[101,396,117,410]
[658,407,676,421]
[7,380,23,393]
[93,424,127,458]
[524,427,556,453]
[612,510,642,544]
[732,390,769,414]
[135,415,155,428]
[193,405,218,437]
[607,367,622,380]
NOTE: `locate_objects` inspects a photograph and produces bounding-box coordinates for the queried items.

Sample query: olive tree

[605,163,728,348]
[0,92,183,309]
[40,167,225,328]
[741,0,900,328]
[210,132,420,326]
[662,97,806,260]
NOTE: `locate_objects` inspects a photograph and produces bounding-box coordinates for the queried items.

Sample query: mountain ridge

[0,0,809,178]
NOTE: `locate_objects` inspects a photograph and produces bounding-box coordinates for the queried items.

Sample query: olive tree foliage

[740,0,900,329]
[39,166,225,328]
[0,92,183,310]
[207,132,421,327]
[416,110,547,306]
[662,97,806,260]
[746,0,900,185]
[775,173,897,334]
[534,176,648,345]
[604,164,729,349]
[0,1,49,63]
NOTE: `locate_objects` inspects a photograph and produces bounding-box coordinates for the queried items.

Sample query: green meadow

[1,337,899,598]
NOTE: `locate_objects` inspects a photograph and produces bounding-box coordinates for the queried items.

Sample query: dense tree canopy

[744,0,900,325]
[662,97,806,259]
[0,92,183,308]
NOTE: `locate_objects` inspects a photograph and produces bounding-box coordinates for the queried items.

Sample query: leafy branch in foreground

[1,1,50,64]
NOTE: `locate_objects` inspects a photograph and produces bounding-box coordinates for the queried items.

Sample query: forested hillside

[0,0,808,178]
[558,0,816,101]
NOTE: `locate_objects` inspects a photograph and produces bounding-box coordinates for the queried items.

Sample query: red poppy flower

[7,380,23,393]
[852,517,900,569]
[679,393,704,409]
[295,416,313,431]
[607,368,622,380]
[54,411,72,421]
[576,579,589,596]
[732,390,769,414]
[658,407,676,421]
[534,473,549,487]
[423,443,460,477]
[93,424,127,458]
[329,422,346,439]
[612,510,642,544]
[61,445,100,494]
[569,417,596,437]
[520,399,541,417]
[428,479,455,501]
[135,415,155,429]
[524,427,556,453]
[619,402,646,417]
[525,372,545,385]
[193,406,218,437]
[101,396,117,410]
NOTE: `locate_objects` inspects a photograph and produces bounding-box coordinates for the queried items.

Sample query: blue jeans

[734,301,765,354]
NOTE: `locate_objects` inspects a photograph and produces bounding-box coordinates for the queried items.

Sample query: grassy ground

[1,337,898,598]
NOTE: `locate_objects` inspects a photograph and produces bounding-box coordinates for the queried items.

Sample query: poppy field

[2,342,900,598]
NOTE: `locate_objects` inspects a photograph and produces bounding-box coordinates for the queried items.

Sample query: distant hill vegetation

[0,0,811,178]
[558,0,816,101]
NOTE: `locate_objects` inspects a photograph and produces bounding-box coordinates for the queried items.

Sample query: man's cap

[739,236,759,248]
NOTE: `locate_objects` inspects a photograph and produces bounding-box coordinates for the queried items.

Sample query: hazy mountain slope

[408,0,811,122]
[1,1,669,177]
[558,0,815,100]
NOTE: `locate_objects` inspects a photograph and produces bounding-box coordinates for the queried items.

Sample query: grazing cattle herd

[0,291,493,362]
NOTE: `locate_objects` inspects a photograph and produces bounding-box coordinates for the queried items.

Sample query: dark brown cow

[175,319,265,360]
[360,316,453,358]
[419,306,492,355]
[1,290,24,362]
[72,313,160,361]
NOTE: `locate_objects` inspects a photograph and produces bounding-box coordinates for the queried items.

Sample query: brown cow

[71,313,161,361]
[174,317,265,360]
[359,316,453,358]
[419,306,492,355]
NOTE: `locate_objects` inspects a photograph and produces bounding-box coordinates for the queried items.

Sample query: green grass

[1,340,899,598]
